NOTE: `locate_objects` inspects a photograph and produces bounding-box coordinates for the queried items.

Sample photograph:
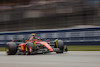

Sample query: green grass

[0,46,100,51]
[67,45,100,51]
[0,47,5,51]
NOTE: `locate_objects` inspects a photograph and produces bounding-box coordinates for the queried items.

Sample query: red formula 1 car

[6,34,68,55]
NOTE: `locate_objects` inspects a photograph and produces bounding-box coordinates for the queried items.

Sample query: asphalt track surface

[0,51,100,67]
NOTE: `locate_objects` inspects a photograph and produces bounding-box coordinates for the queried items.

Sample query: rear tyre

[6,42,17,55]
[26,42,35,55]
[54,39,64,53]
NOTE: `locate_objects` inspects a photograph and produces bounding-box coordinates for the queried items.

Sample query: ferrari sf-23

[6,34,68,55]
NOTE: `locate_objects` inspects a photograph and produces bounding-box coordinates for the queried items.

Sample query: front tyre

[6,42,17,55]
[26,42,35,55]
[54,39,64,53]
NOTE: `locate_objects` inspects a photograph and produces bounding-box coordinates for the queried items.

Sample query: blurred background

[0,0,100,32]
[0,0,100,51]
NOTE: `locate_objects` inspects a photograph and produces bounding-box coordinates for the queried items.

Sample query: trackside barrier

[0,27,100,47]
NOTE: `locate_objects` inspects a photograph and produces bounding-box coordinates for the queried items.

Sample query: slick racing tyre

[26,42,35,55]
[6,42,17,55]
[54,39,64,53]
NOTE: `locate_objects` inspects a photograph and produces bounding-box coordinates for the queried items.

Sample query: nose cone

[39,42,53,52]
[44,43,53,52]
[49,48,53,52]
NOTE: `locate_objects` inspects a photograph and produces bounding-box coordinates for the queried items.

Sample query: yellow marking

[55,39,58,48]
[25,47,27,51]
[6,48,9,51]
[34,42,36,51]
[31,33,35,35]
[34,42,36,45]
